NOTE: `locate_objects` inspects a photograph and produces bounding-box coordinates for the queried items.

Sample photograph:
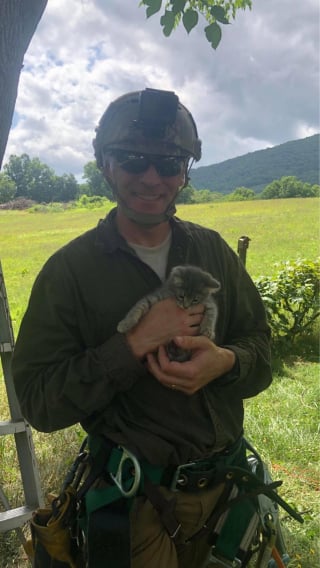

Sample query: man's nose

[140,164,162,184]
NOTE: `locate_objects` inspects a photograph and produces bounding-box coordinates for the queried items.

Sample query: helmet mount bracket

[134,88,179,139]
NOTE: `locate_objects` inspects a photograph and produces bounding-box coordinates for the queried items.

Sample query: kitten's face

[168,266,220,308]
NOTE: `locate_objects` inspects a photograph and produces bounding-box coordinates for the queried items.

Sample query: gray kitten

[117,265,221,362]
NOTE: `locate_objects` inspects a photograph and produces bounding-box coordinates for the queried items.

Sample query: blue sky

[3,0,319,178]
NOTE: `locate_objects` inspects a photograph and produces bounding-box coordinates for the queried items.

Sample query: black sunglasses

[112,151,187,177]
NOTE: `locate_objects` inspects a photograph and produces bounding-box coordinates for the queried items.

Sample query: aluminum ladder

[0,261,43,542]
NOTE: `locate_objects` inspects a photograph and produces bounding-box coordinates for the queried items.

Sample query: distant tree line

[177,178,319,203]
[0,153,319,206]
[0,154,80,204]
[0,154,113,205]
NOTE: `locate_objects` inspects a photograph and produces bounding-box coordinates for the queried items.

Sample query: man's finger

[173,335,210,349]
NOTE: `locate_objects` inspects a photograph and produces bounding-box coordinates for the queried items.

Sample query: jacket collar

[95,207,129,254]
[95,207,192,259]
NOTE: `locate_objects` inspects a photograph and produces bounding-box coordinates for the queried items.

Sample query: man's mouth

[134,193,162,201]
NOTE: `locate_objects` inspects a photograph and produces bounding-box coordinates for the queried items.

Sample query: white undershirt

[129,231,172,281]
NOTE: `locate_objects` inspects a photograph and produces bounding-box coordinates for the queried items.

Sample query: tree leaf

[205,22,222,49]
[210,5,229,24]
[160,10,176,36]
[170,0,187,16]
[182,9,199,34]
[145,0,162,18]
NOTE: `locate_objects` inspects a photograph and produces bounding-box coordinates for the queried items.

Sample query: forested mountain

[189,134,319,194]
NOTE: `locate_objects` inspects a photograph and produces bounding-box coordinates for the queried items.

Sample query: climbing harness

[28,436,303,568]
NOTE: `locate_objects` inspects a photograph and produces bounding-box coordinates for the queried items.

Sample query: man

[12,88,272,568]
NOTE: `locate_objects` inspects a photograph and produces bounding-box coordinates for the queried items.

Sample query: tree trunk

[0,0,48,169]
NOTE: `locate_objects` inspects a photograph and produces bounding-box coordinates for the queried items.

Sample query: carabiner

[110,446,141,498]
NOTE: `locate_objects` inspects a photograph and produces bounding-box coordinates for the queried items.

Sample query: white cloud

[295,123,319,140]
[3,0,319,175]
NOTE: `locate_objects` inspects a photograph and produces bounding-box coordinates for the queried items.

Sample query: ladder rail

[0,260,44,533]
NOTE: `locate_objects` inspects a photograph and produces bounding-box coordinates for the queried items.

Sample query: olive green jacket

[12,208,272,465]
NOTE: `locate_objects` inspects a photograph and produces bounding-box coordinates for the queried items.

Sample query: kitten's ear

[169,266,183,287]
[170,266,179,277]
[172,274,183,287]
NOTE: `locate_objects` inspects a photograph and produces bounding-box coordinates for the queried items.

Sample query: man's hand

[146,335,236,395]
[126,298,204,360]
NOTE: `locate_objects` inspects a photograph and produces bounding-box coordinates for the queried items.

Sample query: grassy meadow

[0,197,319,567]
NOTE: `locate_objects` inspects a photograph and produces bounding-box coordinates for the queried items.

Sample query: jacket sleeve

[12,258,145,433]
[213,240,272,399]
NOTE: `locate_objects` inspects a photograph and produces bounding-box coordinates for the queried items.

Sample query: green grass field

[1,198,319,336]
[0,198,319,567]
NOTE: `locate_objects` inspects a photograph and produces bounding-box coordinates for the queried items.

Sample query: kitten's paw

[200,326,211,337]
[201,329,216,341]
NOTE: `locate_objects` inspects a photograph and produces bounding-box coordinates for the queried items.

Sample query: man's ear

[101,158,117,198]
[102,158,113,185]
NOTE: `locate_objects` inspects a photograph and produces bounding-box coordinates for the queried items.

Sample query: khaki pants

[130,483,225,568]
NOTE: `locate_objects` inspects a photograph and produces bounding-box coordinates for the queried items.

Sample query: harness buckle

[170,461,196,492]
[110,446,141,498]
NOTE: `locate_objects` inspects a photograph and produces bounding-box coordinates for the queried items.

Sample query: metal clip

[209,552,242,568]
[170,461,196,492]
[110,446,141,498]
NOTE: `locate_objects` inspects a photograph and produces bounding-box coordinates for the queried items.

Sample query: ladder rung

[0,342,13,353]
[0,506,35,531]
[0,420,27,435]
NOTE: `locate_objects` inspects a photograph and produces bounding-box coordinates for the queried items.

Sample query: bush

[28,202,69,213]
[0,197,36,210]
[76,194,110,208]
[192,189,220,203]
[226,187,256,201]
[255,259,320,354]
[261,176,320,199]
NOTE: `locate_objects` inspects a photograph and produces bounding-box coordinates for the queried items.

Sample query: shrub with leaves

[76,194,110,209]
[254,259,320,354]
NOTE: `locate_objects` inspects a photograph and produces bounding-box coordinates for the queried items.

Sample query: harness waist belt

[141,437,245,493]
[167,460,226,492]
[85,435,245,499]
